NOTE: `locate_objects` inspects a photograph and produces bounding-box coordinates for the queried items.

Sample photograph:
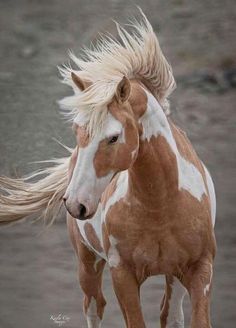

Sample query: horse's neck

[128,91,180,205]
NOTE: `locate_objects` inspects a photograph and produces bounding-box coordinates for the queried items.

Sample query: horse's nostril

[78,204,87,218]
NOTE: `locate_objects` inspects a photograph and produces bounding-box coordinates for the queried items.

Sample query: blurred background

[0,0,235,327]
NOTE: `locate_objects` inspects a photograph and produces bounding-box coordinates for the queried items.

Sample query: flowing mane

[59,9,176,136]
[0,10,177,227]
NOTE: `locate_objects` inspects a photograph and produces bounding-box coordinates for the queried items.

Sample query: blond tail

[0,157,70,226]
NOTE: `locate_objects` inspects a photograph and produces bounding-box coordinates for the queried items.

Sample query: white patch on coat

[167,278,186,328]
[76,204,107,260]
[139,90,207,202]
[178,157,207,202]
[203,164,216,226]
[102,170,129,221]
[204,264,213,296]
[86,296,101,328]
[75,171,128,264]
[76,172,128,267]
[108,235,121,268]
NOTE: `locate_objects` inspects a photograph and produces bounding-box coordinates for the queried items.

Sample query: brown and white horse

[61,13,216,328]
[0,11,216,328]
[64,75,216,328]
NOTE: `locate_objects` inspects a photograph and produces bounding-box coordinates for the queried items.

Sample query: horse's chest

[76,207,107,260]
[123,231,184,276]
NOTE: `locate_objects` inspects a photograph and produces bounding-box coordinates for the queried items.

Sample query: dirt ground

[0,1,235,327]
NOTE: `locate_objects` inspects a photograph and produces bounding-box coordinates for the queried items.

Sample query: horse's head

[63,73,147,220]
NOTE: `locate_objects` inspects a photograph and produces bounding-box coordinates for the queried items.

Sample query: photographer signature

[50,314,70,327]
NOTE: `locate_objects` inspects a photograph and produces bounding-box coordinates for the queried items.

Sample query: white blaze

[65,112,124,214]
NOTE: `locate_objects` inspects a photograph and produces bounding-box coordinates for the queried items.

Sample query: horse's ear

[71,72,86,91]
[116,76,131,103]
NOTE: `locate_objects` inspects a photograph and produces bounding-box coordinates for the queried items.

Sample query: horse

[0,11,216,328]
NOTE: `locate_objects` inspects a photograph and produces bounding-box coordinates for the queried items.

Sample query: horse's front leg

[78,250,106,328]
[67,216,106,328]
[110,264,146,328]
[160,275,186,328]
[183,257,214,328]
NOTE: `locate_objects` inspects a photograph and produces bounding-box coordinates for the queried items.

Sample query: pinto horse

[62,13,216,328]
[0,11,216,328]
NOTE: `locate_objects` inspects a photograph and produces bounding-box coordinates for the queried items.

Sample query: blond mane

[0,10,176,226]
[59,9,176,136]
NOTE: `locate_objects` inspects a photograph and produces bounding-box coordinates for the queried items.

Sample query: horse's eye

[108,135,119,144]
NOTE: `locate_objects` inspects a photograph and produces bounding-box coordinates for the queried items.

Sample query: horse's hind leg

[160,275,186,328]
[67,216,106,328]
